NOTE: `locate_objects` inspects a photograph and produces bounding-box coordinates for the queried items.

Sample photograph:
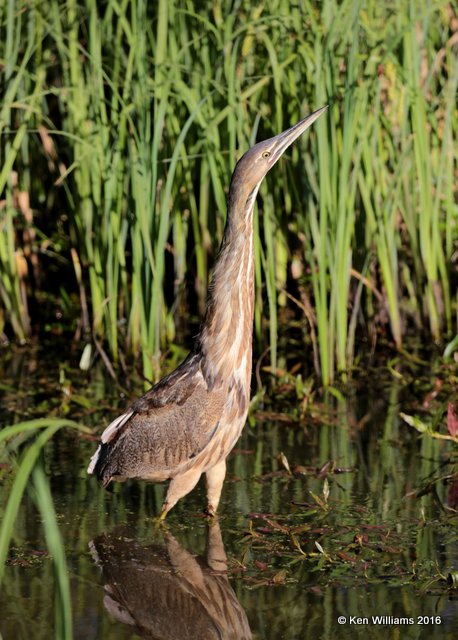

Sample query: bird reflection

[90,521,252,639]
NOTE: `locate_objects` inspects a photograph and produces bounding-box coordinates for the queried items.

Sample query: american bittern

[88,106,326,518]
[90,522,251,638]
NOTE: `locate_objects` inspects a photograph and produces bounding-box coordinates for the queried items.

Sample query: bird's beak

[271,105,327,161]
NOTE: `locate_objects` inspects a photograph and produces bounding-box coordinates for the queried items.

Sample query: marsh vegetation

[1,0,457,381]
[1,1,457,638]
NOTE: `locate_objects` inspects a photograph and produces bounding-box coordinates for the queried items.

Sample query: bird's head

[228,106,327,211]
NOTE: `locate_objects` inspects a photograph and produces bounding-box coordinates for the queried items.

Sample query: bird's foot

[152,508,168,532]
[203,505,218,519]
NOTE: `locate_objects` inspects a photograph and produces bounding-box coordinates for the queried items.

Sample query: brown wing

[90,353,226,485]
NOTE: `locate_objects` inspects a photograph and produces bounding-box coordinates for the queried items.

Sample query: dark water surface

[1,343,457,639]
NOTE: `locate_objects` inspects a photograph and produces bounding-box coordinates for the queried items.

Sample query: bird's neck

[198,190,258,389]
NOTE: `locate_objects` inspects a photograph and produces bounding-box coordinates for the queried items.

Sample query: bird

[89,521,252,639]
[87,105,326,520]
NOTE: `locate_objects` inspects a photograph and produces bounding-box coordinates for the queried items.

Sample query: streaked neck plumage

[196,107,326,390]
[198,181,261,389]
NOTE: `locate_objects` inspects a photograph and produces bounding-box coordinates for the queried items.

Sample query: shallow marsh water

[0,343,457,639]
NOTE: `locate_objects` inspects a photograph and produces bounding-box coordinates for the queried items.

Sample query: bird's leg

[205,459,226,516]
[205,520,227,571]
[155,508,168,524]
[160,468,202,519]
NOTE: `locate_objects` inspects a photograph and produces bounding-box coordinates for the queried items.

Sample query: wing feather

[88,352,226,485]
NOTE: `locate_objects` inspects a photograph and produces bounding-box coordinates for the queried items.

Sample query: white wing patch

[87,445,101,474]
[101,410,134,443]
[86,410,134,475]
[88,540,101,566]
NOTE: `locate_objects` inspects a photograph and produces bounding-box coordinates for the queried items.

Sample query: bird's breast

[196,376,250,473]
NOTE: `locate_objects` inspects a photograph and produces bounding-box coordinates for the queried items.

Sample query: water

[1,343,457,639]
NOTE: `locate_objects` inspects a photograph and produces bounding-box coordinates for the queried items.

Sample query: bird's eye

[262,151,270,158]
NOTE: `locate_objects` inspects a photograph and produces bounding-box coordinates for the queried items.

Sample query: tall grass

[0,0,456,382]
